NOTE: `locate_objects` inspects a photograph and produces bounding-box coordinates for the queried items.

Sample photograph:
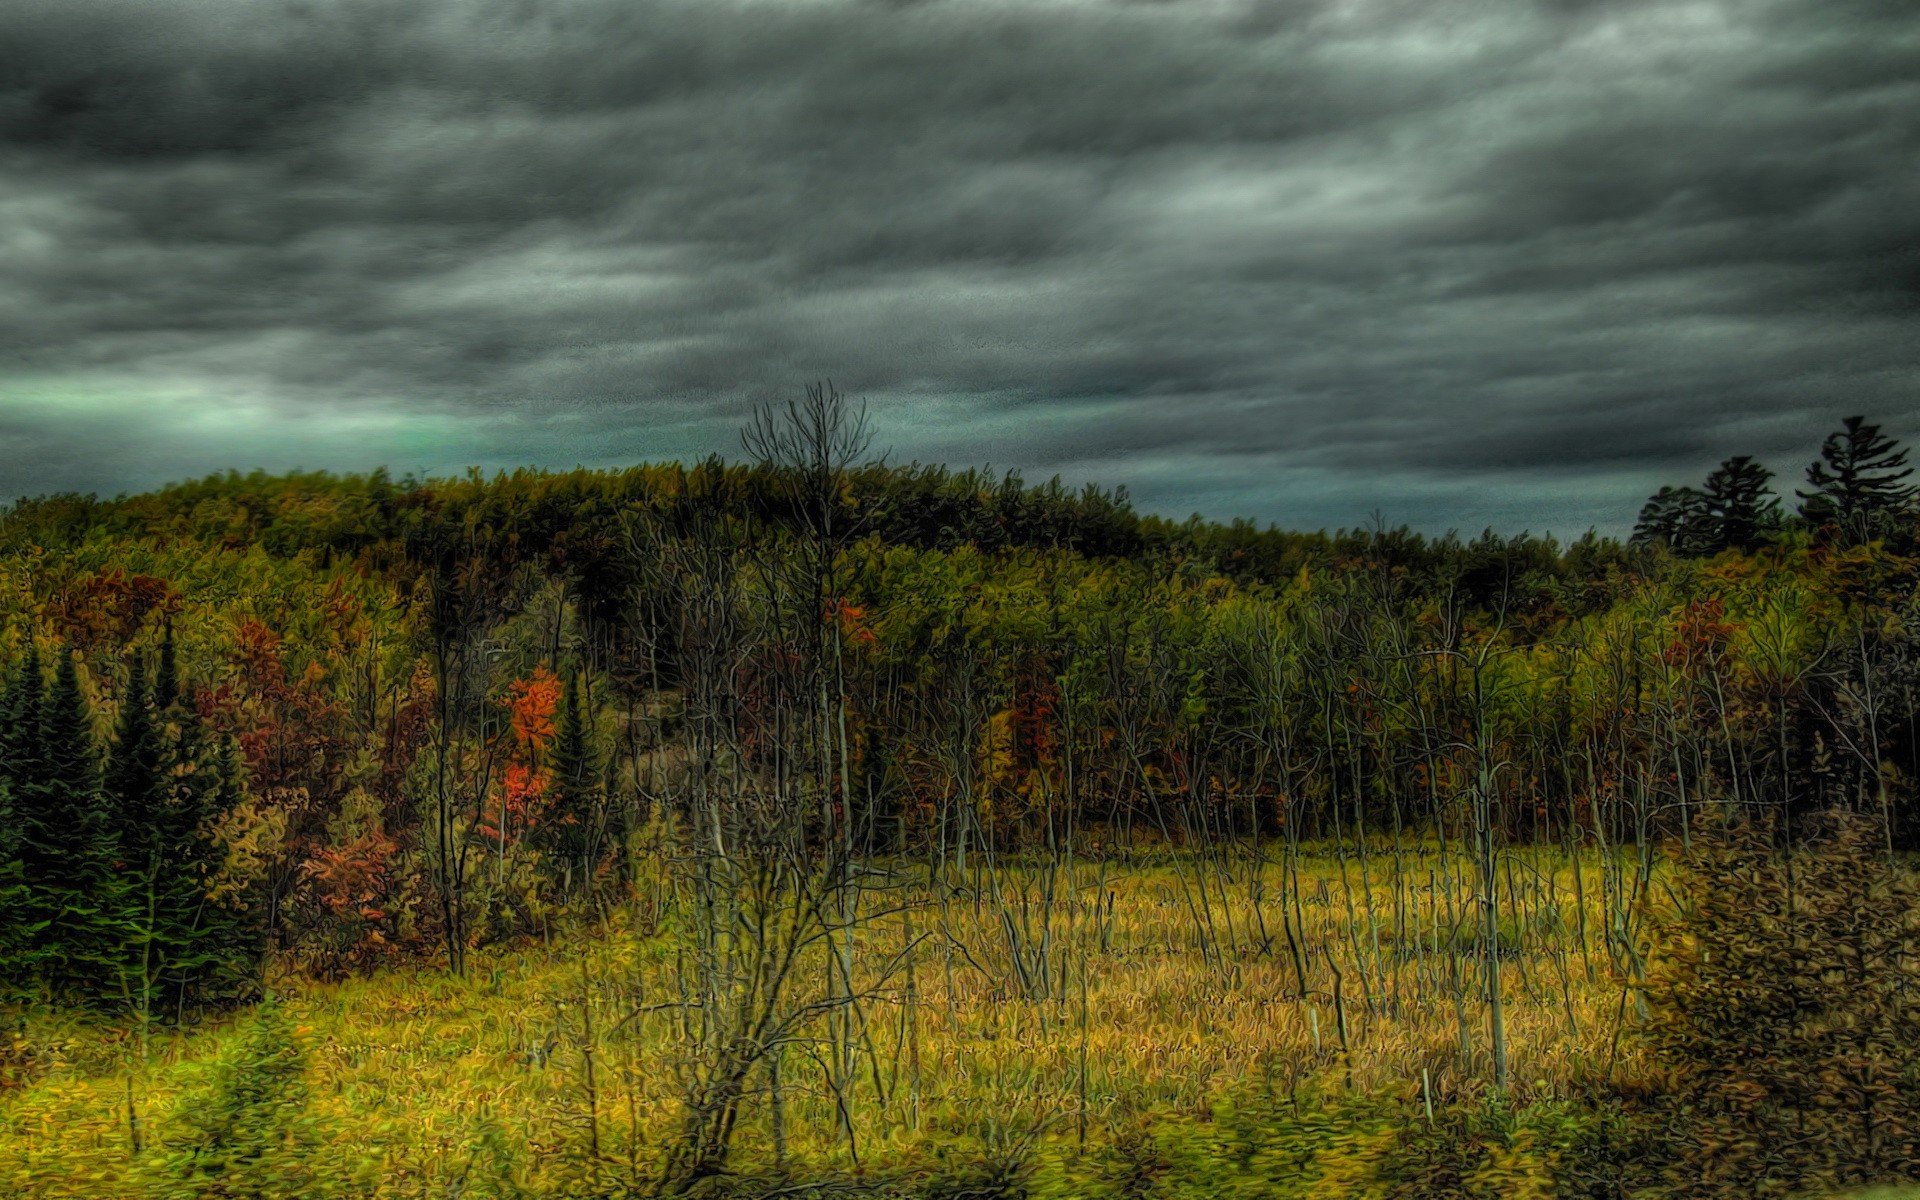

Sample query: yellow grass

[0,845,1646,1197]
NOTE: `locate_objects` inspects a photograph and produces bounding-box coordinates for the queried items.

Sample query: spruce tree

[154,621,180,712]
[537,668,608,896]
[1,644,45,791]
[112,649,183,1018]
[124,630,264,1013]
[0,648,48,986]
[21,649,121,1001]
[106,653,166,873]
[187,737,266,1005]
[1798,416,1915,542]
[157,709,259,1008]
[1701,455,1782,552]
[0,775,26,996]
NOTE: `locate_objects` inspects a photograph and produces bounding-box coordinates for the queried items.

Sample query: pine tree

[1798,416,1915,543]
[21,649,122,1001]
[537,668,609,896]
[0,775,27,997]
[140,999,318,1196]
[1701,455,1782,552]
[1,644,45,790]
[154,621,180,711]
[1633,485,1712,554]
[186,737,267,1005]
[129,631,264,1013]
[106,653,166,873]
[0,648,48,988]
[112,649,184,1018]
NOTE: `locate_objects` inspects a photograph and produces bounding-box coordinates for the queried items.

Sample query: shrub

[1638,811,1920,1197]
[138,1000,323,1199]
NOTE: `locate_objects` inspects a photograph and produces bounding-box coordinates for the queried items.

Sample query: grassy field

[0,842,1666,1198]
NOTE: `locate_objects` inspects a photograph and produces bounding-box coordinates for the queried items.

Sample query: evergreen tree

[0,648,48,988]
[1701,455,1782,552]
[186,737,267,1005]
[0,775,26,996]
[20,649,121,1001]
[154,620,180,711]
[1798,415,1915,542]
[140,999,319,1196]
[129,632,264,1013]
[537,668,609,896]
[113,648,185,1018]
[1632,485,1712,554]
[1,644,45,791]
[106,653,166,873]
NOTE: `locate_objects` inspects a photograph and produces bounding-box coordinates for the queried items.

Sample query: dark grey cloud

[1,0,1915,534]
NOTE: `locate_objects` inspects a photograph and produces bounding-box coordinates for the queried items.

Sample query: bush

[138,1000,324,1199]
[1638,811,1920,1198]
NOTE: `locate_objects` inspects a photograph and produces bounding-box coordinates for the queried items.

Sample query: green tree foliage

[116,632,265,1014]
[1699,454,1782,552]
[1631,486,1711,554]
[14,649,123,1001]
[533,667,611,897]
[107,654,167,874]
[0,777,26,999]
[0,649,43,994]
[0,628,261,1014]
[1799,415,1916,544]
[1640,812,1920,1198]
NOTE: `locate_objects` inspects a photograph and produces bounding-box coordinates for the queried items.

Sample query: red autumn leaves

[479,666,562,845]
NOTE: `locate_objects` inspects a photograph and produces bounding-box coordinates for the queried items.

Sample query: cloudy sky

[1,0,1915,534]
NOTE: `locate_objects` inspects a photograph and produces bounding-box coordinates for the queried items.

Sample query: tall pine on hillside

[1701,455,1782,552]
[1798,416,1916,543]
[0,753,25,996]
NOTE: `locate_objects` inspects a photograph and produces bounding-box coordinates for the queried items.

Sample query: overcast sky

[1,0,1915,534]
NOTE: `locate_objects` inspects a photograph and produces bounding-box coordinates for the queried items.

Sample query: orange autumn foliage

[508,666,561,757]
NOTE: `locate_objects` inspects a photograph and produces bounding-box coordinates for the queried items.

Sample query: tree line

[1633,415,1914,553]
[0,403,1916,1018]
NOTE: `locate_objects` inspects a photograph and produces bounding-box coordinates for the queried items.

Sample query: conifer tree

[21,649,121,1000]
[154,621,180,711]
[188,737,266,1005]
[106,653,166,873]
[0,775,26,995]
[1701,455,1782,552]
[0,648,48,987]
[537,667,608,895]
[1,644,45,792]
[130,629,264,1012]
[1798,415,1915,542]
[1632,485,1712,554]
[113,649,183,1017]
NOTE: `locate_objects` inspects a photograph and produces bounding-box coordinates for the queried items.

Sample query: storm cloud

[1,0,1915,533]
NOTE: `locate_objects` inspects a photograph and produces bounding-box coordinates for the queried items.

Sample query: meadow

[1,843,1651,1198]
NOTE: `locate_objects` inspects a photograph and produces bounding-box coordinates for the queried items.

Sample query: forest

[4,395,1920,1199]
